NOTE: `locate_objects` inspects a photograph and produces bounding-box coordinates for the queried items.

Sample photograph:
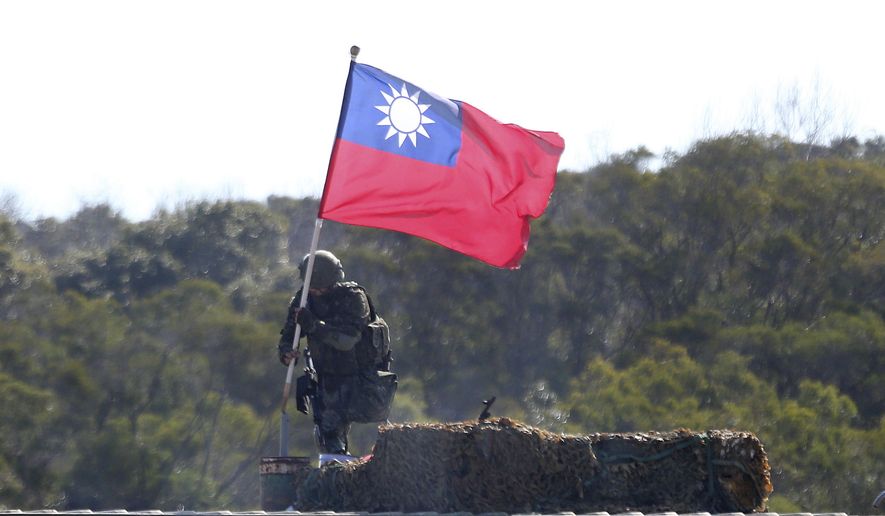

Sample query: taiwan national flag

[318,62,565,269]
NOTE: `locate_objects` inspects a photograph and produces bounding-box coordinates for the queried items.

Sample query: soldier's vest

[310,282,390,376]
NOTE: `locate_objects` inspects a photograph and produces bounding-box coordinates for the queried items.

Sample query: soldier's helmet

[299,250,345,289]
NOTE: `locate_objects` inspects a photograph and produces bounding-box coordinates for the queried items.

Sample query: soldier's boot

[314,425,349,455]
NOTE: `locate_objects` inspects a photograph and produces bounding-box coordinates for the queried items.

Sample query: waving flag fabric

[318,62,565,269]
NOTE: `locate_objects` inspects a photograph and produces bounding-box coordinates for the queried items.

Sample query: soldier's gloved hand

[278,342,299,366]
[295,307,320,333]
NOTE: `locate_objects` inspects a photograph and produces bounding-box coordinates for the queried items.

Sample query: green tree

[0,373,60,508]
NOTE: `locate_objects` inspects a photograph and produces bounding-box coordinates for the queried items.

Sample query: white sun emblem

[375,83,435,147]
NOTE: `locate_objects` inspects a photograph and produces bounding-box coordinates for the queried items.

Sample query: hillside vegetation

[1,133,884,512]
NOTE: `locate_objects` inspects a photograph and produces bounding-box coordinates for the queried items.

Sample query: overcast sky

[2,1,884,221]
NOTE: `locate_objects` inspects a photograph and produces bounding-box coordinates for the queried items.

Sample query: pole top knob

[350,46,360,61]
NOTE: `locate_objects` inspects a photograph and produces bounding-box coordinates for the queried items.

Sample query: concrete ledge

[0,509,868,516]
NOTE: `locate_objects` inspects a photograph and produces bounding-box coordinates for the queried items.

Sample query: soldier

[278,250,393,456]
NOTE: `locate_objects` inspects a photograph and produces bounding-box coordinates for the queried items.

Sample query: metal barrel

[259,456,311,511]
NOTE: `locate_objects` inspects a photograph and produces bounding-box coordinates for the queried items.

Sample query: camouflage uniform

[279,281,371,454]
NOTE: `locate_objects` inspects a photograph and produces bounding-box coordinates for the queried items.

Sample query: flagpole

[278,45,360,457]
[278,218,322,456]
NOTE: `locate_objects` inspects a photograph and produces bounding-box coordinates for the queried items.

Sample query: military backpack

[354,285,392,371]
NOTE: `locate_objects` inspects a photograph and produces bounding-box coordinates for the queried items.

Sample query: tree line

[1,132,884,512]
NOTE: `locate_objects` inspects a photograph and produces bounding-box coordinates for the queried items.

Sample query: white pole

[283,218,324,391]
[278,45,360,457]
[279,218,323,456]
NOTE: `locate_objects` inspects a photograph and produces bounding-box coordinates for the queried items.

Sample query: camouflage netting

[291,418,772,513]
[585,428,772,513]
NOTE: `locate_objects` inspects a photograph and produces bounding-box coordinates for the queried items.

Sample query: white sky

[1,0,884,221]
